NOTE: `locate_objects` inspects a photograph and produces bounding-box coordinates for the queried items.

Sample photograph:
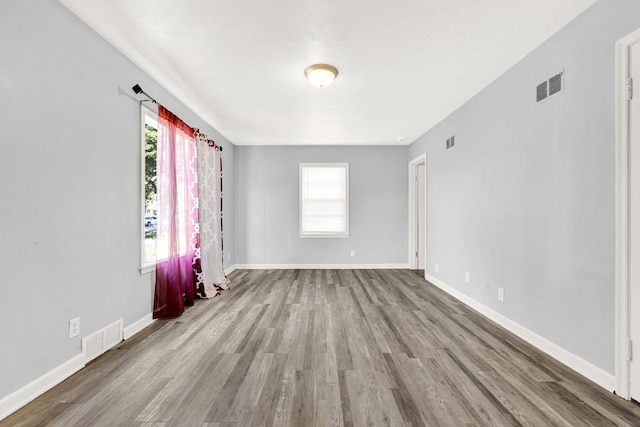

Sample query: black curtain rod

[132,84,157,104]
[132,84,222,152]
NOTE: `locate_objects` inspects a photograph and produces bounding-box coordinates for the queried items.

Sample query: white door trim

[408,154,427,270]
[615,27,640,401]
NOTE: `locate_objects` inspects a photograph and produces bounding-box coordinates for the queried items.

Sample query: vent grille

[82,318,123,363]
[84,334,103,361]
[536,81,548,102]
[104,321,122,349]
[446,135,455,150]
[536,70,564,102]
[548,72,563,96]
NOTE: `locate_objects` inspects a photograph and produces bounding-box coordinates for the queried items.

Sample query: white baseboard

[123,313,155,340]
[1,314,155,421]
[425,274,615,392]
[224,264,238,275]
[0,353,85,422]
[234,263,409,270]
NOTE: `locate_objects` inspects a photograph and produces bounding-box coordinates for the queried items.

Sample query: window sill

[299,233,350,239]
[139,264,156,274]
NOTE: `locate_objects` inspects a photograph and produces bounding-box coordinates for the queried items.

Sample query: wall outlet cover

[69,317,80,339]
[435,264,439,273]
[465,272,470,284]
[498,287,504,302]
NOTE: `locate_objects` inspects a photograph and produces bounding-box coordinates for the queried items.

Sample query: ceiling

[60,0,596,146]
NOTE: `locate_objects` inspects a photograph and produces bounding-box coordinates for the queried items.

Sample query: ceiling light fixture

[304,64,338,88]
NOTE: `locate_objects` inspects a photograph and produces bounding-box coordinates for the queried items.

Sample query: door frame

[408,154,427,271]
[615,27,640,401]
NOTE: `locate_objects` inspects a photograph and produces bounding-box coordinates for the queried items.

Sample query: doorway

[615,27,640,402]
[408,154,427,273]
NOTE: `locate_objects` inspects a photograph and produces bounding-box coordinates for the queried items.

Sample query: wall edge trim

[425,273,615,392]
[0,354,85,422]
[234,263,409,270]
[123,313,155,340]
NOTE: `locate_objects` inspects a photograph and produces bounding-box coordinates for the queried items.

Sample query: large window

[141,106,158,270]
[299,163,349,238]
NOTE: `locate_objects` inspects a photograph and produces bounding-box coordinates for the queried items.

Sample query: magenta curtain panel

[153,106,200,319]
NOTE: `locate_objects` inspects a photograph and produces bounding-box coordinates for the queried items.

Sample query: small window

[299,163,349,238]
[141,106,158,270]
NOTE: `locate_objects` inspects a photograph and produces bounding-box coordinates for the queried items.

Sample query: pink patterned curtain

[153,106,200,319]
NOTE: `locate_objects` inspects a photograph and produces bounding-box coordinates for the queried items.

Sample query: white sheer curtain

[195,133,229,297]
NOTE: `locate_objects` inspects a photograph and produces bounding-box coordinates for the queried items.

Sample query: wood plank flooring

[4,269,640,426]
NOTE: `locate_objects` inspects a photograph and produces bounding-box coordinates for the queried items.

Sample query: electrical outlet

[227,253,231,261]
[484,283,490,294]
[498,287,504,302]
[465,272,470,284]
[435,264,439,273]
[350,250,356,257]
[69,317,80,339]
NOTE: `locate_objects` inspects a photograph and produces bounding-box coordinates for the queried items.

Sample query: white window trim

[299,162,350,239]
[140,105,158,273]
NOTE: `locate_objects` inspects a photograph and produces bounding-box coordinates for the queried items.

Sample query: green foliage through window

[143,114,158,265]
[145,124,157,205]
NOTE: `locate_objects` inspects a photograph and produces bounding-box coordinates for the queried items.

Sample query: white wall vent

[82,318,123,363]
[446,135,455,149]
[536,70,564,102]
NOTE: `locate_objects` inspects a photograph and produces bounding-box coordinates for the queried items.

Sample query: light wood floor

[4,269,640,426]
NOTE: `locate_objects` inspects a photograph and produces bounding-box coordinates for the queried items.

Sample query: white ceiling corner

[59,0,597,146]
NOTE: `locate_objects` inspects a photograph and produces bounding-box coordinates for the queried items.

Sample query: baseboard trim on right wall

[425,273,615,392]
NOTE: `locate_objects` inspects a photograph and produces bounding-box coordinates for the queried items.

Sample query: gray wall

[4,0,636,405]
[235,146,407,265]
[409,0,640,374]
[0,0,235,399]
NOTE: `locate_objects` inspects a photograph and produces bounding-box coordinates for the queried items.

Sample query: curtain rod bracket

[132,84,158,104]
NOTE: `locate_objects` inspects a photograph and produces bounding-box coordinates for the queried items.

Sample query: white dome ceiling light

[305,64,338,88]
